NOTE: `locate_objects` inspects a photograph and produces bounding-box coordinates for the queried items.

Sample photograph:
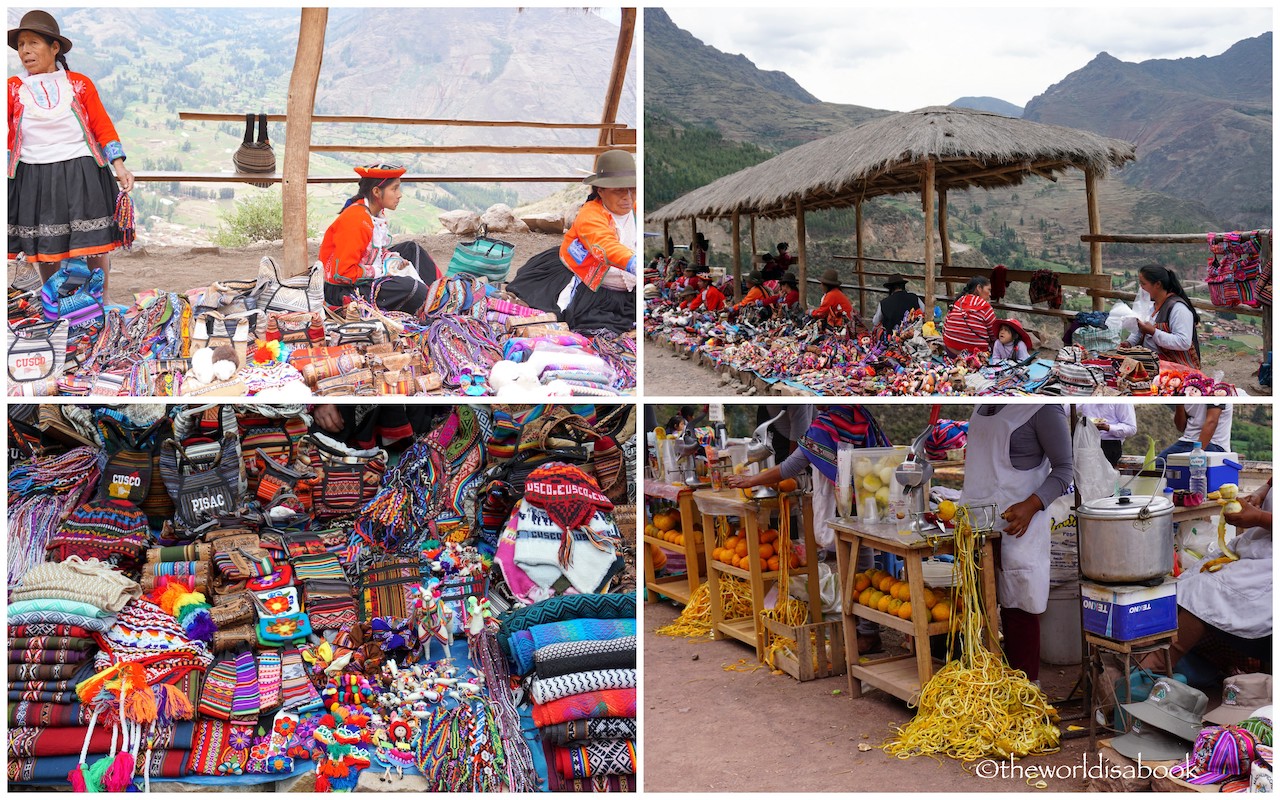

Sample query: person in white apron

[962,404,1073,682]
[1170,481,1272,663]
[729,405,891,653]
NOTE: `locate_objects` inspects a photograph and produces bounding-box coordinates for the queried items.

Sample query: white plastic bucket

[1041,583,1082,665]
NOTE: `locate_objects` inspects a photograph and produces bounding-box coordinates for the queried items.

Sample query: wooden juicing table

[830,517,1000,704]
[642,483,704,606]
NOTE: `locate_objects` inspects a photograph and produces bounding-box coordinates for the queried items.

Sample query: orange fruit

[853,575,870,594]
[877,595,893,613]
[760,529,779,544]
[857,587,873,607]
[789,552,801,569]
[758,543,775,561]
[778,478,798,493]
[897,602,913,620]
[725,535,741,552]
[921,589,937,609]
[767,555,780,572]
[887,598,902,614]
[654,512,675,532]
[877,575,896,593]
[867,590,884,609]
[675,534,685,546]
[735,541,749,559]
[931,602,952,623]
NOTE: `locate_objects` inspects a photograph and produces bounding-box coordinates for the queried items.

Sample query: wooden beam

[855,202,866,317]
[179,111,624,129]
[795,200,808,309]
[309,144,634,155]
[690,218,698,265]
[662,221,670,256]
[938,186,952,297]
[598,9,636,148]
[1085,167,1103,311]
[1089,288,1264,318]
[922,160,936,315]
[749,216,757,263]
[940,263,1111,291]
[282,8,326,278]
[731,211,743,303]
[1080,233,1253,244]
[133,172,585,184]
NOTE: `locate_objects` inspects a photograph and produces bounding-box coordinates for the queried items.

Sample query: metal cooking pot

[1077,494,1175,583]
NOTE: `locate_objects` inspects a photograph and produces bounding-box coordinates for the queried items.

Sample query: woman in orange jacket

[733,272,771,310]
[811,268,853,324]
[8,11,133,303]
[318,163,438,313]
[555,150,636,328]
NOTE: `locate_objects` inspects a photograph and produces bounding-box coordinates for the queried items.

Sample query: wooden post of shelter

[1085,167,1104,311]
[921,159,936,316]
[662,221,670,256]
[690,218,698,264]
[749,216,757,267]
[855,202,866,316]
[795,200,807,309]
[597,9,635,148]
[281,7,327,278]
[731,211,743,302]
[938,186,952,297]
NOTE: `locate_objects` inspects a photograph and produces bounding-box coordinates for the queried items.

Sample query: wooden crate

[760,616,847,682]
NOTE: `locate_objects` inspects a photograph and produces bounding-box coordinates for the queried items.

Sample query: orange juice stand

[829,517,1001,703]
[642,482,704,606]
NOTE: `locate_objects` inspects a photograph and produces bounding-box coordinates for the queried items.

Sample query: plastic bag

[1133,287,1155,326]
[1046,494,1078,587]
[1107,301,1140,335]
[1073,416,1118,503]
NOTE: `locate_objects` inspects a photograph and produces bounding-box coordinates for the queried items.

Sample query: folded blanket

[531,669,636,705]
[497,592,635,658]
[7,599,110,619]
[540,718,637,746]
[540,739,635,792]
[7,702,90,728]
[531,688,636,728]
[8,611,114,633]
[8,662,85,682]
[7,750,191,783]
[8,721,195,758]
[513,617,637,675]
[8,636,96,652]
[553,739,636,778]
[8,689,81,703]
[8,624,94,639]
[534,635,636,680]
[10,556,141,612]
[7,649,89,665]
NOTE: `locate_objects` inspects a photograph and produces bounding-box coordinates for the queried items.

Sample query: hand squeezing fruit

[1199,483,1243,573]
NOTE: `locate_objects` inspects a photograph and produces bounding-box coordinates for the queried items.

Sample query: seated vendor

[811,268,852,324]
[1165,480,1271,669]
[775,241,795,270]
[554,150,637,331]
[760,253,784,282]
[775,273,800,307]
[1127,264,1202,369]
[734,271,770,310]
[683,272,725,313]
[319,163,439,314]
[872,274,924,331]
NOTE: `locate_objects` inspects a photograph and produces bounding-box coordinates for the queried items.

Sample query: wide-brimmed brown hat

[820,268,842,287]
[884,273,909,289]
[747,271,764,285]
[9,10,72,54]
[583,150,635,188]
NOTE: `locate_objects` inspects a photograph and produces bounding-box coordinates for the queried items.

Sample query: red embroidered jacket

[8,71,126,178]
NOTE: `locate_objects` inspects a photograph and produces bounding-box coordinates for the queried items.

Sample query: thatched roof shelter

[650,106,1136,313]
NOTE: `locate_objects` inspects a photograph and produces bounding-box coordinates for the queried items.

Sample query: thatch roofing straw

[649,106,1136,222]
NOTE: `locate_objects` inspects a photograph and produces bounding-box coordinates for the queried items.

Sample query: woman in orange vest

[733,272,771,310]
[811,268,853,324]
[8,11,133,303]
[554,149,636,331]
[318,163,438,313]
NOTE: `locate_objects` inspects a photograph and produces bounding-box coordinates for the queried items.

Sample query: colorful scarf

[7,623,95,639]
[7,702,90,728]
[540,739,634,792]
[512,618,637,676]
[541,717,637,746]
[7,611,114,632]
[497,591,635,655]
[7,721,195,757]
[8,662,86,682]
[553,739,636,778]
[531,688,636,728]
[7,649,89,665]
[535,635,637,680]
[8,751,191,783]
[531,669,636,705]
[797,406,890,484]
[8,636,97,652]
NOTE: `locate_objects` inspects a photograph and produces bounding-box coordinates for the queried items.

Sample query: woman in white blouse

[1127,264,1202,369]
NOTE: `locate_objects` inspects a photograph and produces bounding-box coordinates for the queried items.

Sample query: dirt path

[107,230,563,303]
[643,601,1096,793]
[643,343,747,398]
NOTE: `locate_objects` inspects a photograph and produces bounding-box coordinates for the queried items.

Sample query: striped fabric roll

[257,651,281,710]
[197,657,238,720]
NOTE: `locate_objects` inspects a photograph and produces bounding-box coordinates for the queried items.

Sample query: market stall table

[695,488,819,662]
[830,517,1001,703]
[1084,631,1176,750]
[643,482,704,606]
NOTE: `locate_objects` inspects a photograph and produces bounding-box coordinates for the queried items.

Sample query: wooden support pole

[662,221,670,256]
[922,160,936,316]
[855,202,866,317]
[796,200,808,309]
[938,187,952,297]
[1085,167,1104,311]
[598,9,636,148]
[731,211,743,303]
[749,216,757,265]
[282,7,327,278]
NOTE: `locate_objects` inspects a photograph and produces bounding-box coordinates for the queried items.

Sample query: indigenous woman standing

[1127,264,1201,369]
[7,10,133,303]
[318,163,438,314]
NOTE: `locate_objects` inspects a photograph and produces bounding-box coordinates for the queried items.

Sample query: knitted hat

[1173,725,1261,785]
[1241,708,1274,748]
[279,649,322,712]
[49,499,150,569]
[522,462,614,533]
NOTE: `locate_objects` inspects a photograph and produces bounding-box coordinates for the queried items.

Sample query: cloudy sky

[664,7,1273,112]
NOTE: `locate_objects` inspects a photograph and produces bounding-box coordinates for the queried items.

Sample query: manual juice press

[894,429,936,536]
[719,409,786,499]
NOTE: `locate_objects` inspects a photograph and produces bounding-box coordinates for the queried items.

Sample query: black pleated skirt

[8,156,122,263]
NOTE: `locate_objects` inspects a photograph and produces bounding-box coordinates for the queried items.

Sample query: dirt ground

[106,229,565,302]
[643,601,1102,793]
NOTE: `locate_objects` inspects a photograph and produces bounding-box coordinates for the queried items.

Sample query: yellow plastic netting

[882,505,1061,762]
